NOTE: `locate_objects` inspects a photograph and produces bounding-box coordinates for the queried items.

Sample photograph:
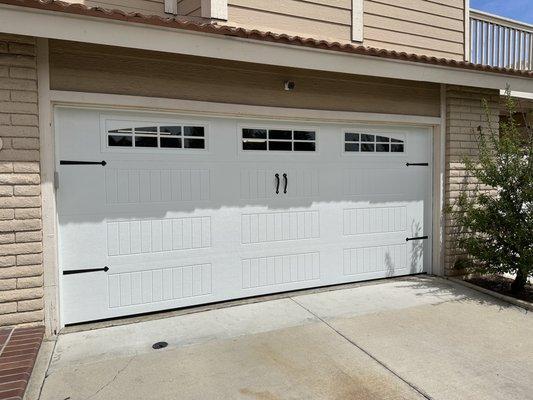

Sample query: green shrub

[451,92,532,293]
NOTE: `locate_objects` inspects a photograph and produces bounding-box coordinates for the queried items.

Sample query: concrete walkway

[36,277,533,400]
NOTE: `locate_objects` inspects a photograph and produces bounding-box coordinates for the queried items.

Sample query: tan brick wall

[444,85,500,274]
[0,33,44,327]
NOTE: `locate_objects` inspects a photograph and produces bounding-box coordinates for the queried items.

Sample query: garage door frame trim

[42,88,444,330]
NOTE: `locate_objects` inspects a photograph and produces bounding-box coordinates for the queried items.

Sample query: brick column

[444,85,500,274]
[0,34,44,327]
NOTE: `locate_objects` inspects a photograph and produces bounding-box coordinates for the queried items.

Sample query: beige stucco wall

[0,33,44,327]
[225,0,465,60]
[49,40,441,117]
[444,85,500,274]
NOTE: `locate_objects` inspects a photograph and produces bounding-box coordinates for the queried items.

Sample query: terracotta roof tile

[1,0,532,78]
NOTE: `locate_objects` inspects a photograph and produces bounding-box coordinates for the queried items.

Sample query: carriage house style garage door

[56,107,433,324]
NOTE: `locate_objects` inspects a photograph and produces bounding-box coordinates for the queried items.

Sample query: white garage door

[56,107,432,324]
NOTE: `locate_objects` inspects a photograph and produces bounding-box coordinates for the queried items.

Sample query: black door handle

[283,173,288,194]
[275,173,280,194]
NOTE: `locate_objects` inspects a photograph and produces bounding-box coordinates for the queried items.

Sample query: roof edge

[0,0,531,79]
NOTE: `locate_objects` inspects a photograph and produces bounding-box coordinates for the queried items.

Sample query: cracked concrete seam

[84,355,136,400]
[288,296,434,400]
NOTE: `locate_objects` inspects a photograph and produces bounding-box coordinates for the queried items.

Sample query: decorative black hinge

[60,160,107,166]
[406,236,429,242]
[406,163,429,167]
[63,266,109,275]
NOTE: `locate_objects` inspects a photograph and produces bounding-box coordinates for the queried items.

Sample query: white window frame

[341,127,408,157]
[238,124,320,156]
[352,0,364,42]
[100,115,210,154]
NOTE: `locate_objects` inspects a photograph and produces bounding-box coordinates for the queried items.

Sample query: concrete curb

[448,277,533,312]
[24,339,56,400]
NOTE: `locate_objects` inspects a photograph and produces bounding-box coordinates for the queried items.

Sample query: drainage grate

[152,341,168,350]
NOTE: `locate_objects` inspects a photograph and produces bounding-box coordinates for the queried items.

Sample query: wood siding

[227,0,351,43]
[57,0,201,17]
[225,0,465,60]
[177,0,201,16]
[48,40,440,117]
[57,0,465,60]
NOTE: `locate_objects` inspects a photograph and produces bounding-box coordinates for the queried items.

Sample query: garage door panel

[55,109,101,160]
[241,209,320,244]
[283,168,320,198]
[105,167,211,205]
[58,168,108,215]
[59,167,213,215]
[240,168,276,200]
[63,254,229,324]
[406,239,426,273]
[60,165,214,215]
[56,108,432,324]
[107,262,213,308]
[62,273,107,323]
[241,251,321,290]
[343,205,408,236]
[59,212,217,269]
[342,167,411,198]
[59,219,107,269]
[63,270,216,325]
[106,216,212,256]
[343,243,408,276]
[240,167,320,200]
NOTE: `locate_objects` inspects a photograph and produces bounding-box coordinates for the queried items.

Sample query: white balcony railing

[470,9,532,71]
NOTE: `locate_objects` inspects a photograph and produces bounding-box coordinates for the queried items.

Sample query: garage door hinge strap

[406,236,429,241]
[60,160,107,166]
[406,163,429,167]
[63,266,109,275]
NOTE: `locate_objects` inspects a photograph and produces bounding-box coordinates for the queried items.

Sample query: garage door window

[344,132,404,153]
[107,124,206,150]
[242,128,316,152]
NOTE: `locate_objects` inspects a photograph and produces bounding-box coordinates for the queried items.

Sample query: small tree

[452,92,532,293]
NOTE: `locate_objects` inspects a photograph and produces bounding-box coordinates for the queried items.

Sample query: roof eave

[0,0,532,92]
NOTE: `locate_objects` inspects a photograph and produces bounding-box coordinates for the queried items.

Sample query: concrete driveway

[35,277,533,400]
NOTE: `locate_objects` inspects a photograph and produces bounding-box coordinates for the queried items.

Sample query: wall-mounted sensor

[284,81,296,91]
